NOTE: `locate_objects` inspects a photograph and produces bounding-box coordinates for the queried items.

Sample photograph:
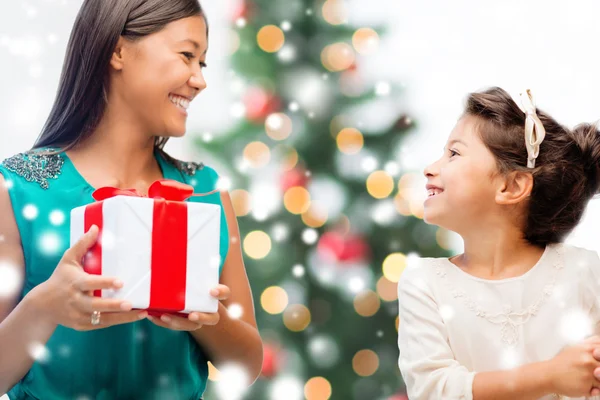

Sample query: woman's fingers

[75,275,123,292]
[84,310,147,330]
[209,284,231,300]
[77,294,133,313]
[188,312,220,325]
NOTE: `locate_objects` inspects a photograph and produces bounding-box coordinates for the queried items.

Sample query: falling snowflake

[28,341,50,363]
[209,255,221,269]
[499,347,521,370]
[292,264,305,278]
[228,303,243,319]
[307,335,340,368]
[39,232,61,256]
[48,210,65,226]
[302,229,318,245]
[214,363,250,400]
[560,308,592,343]
[22,204,38,220]
[235,18,246,28]
[271,224,289,242]
[375,82,391,96]
[0,261,23,298]
[216,176,232,192]
[281,21,292,31]
[58,345,71,358]
[439,304,455,321]
[288,102,300,112]
[269,376,303,400]
[348,276,366,293]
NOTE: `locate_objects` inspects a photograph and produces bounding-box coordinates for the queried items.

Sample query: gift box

[70,180,221,315]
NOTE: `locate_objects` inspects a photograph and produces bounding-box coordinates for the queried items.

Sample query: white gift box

[70,195,221,314]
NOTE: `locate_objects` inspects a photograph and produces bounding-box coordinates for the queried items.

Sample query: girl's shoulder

[558,242,600,275]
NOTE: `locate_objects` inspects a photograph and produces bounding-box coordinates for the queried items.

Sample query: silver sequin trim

[1,150,64,189]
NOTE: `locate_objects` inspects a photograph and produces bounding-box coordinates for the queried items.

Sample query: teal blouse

[0,147,229,400]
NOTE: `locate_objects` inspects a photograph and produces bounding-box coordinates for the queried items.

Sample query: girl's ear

[495,171,533,205]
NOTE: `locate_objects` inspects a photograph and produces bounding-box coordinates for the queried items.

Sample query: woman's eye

[182,52,194,60]
[449,149,459,158]
[200,62,208,69]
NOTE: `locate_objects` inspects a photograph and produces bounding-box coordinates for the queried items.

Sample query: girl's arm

[397,265,556,400]
[189,191,263,384]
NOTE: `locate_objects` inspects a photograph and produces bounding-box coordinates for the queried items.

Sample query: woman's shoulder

[0,147,65,190]
[159,151,221,193]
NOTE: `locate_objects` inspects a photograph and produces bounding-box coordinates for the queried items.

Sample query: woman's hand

[32,225,147,330]
[146,284,231,331]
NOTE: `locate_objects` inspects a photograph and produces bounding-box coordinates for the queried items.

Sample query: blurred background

[1,0,600,399]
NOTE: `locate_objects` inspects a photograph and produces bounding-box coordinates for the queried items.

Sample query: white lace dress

[397,243,600,400]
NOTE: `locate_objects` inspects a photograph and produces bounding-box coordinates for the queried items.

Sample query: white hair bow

[517,89,546,168]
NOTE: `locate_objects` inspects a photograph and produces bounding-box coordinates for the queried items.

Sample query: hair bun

[571,123,600,195]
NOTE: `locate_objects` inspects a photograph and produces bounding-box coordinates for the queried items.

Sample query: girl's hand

[34,225,147,330]
[147,284,231,331]
[547,335,600,397]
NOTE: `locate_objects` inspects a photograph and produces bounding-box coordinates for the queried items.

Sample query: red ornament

[317,231,370,263]
[261,343,280,378]
[243,87,281,123]
[281,168,310,193]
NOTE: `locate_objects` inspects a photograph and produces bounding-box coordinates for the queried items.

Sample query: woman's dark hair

[465,87,600,247]
[33,0,207,164]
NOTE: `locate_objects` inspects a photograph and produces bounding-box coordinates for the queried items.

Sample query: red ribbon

[83,179,193,313]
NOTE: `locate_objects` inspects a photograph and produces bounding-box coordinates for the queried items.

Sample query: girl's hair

[465,87,600,247]
[33,0,207,164]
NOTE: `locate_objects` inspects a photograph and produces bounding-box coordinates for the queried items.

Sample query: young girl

[398,87,600,400]
[0,0,262,398]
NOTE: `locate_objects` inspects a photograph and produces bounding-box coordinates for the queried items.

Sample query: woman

[0,0,263,398]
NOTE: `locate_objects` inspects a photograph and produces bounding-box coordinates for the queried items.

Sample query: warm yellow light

[243,141,270,168]
[336,127,364,154]
[366,171,394,199]
[261,286,289,314]
[321,42,355,72]
[352,28,379,55]
[376,276,398,302]
[322,0,347,25]
[353,290,380,317]
[284,186,311,214]
[352,349,379,377]
[257,25,285,53]
[243,231,272,259]
[302,202,328,228]
[382,253,407,283]
[305,376,332,400]
[283,304,311,332]
[266,113,293,141]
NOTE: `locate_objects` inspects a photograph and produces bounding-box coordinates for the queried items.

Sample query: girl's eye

[449,149,459,158]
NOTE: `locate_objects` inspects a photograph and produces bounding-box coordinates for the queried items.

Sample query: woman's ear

[495,171,533,205]
[109,37,127,71]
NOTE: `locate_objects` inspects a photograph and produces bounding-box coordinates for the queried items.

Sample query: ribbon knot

[92,179,195,202]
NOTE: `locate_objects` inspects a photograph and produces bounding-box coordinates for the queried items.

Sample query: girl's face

[423,115,502,232]
[112,15,208,137]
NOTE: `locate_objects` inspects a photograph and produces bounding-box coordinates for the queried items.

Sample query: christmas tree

[199,1,450,399]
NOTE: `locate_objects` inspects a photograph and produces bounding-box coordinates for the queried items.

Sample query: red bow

[92,179,194,202]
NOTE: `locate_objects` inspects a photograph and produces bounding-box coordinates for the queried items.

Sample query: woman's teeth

[169,94,190,110]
